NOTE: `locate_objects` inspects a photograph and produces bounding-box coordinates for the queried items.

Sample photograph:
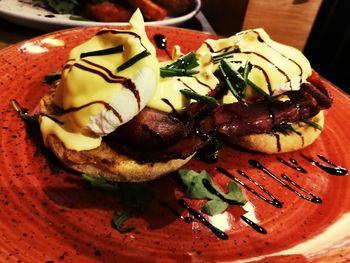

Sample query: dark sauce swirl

[202,178,267,234]
[178,199,229,240]
[240,215,267,235]
[301,154,348,176]
[217,167,283,208]
[277,157,307,174]
[153,34,171,59]
[252,29,303,83]
[248,159,322,203]
[55,29,153,125]
[202,178,243,205]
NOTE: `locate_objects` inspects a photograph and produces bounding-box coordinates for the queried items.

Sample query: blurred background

[0,0,348,92]
[201,0,349,93]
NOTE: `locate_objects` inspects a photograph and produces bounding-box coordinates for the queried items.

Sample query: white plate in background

[0,0,201,31]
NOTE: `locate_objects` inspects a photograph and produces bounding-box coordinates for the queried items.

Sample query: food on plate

[39,10,333,182]
[194,29,333,154]
[33,0,196,22]
[152,0,196,16]
[86,1,133,22]
[39,10,195,182]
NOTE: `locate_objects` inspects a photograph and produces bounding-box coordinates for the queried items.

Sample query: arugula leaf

[82,175,153,233]
[201,199,229,215]
[81,174,118,193]
[178,169,247,216]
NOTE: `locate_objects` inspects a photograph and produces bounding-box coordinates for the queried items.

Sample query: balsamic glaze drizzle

[202,179,243,205]
[153,34,171,59]
[240,215,267,235]
[276,157,307,174]
[159,200,193,223]
[202,179,267,234]
[217,167,283,208]
[248,160,322,203]
[251,30,303,83]
[301,154,348,176]
[178,199,229,240]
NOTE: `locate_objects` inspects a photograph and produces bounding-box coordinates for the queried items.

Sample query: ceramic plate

[0,26,350,263]
[0,0,201,31]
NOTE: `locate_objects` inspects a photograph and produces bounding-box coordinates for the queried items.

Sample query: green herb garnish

[43,71,61,84]
[212,48,240,63]
[160,51,199,78]
[246,78,275,102]
[196,138,224,163]
[80,45,123,58]
[219,59,275,103]
[33,0,80,14]
[160,68,199,77]
[82,175,153,233]
[302,119,323,130]
[180,89,218,108]
[178,169,247,216]
[219,59,247,105]
[274,122,296,135]
[166,52,198,69]
[117,49,150,72]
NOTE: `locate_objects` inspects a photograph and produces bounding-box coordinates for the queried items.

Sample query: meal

[33,0,196,22]
[38,10,333,183]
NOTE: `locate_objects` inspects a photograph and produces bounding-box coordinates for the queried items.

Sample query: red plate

[0,26,350,263]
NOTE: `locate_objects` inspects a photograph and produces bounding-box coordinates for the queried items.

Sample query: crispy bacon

[200,82,333,139]
[106,75,332,162]
[108,107,193,150]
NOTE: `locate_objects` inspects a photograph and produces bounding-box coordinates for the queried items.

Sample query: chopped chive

[180,89,218,108]
[242,61,252,97]
[302,119,323,130]
[117,49,150,72]
[219,59,247,105]
[246,79,275,102]
[166,51,198,70]
[243,61,252,83]
[212,48,240,61]
[80,44,123,58]
[160,68,199,78]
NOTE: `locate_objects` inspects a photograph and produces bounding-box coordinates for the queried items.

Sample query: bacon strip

[106,76,332,162]
[200,82,333,139]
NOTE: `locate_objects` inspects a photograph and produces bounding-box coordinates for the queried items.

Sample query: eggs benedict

[39,12,333,182]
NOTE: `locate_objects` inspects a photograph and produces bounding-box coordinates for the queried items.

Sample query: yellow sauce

[40,9,159,151]
[148,28,312,112]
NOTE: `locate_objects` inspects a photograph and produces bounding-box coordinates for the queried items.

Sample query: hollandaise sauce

[40,10,159,151]
[201,28,312,98]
